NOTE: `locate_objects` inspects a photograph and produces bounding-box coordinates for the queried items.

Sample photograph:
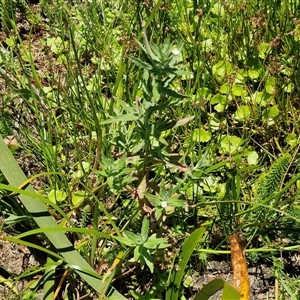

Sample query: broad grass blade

[166,227,206,300]
[0,135,103,294]
[194,278,240,300]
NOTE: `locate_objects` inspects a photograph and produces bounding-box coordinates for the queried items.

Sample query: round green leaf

[266,77,276,95]
[220,83,230,94]
[258,42,270,59]
[72,191,86,206]
[235,105,251,121]
[283,82,294,93]
[211,3,225,16]
[285,133,297,148]
[220,136,242,154]
[248,69,260,79]
[252,91,271,107]
[211,94,227,105]
[232,84,247,97]
[212,61,233,82]
[192,128,212,143]
[210,94,227,111]
[247,151,259,165]
[48,189,67,204]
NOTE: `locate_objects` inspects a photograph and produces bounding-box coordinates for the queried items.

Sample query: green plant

[115,216,170,273]
[0,0,28,31]
[146,182,186,223]
[166,227,240,300]
[2,0,300,298]
[0,135,110,298]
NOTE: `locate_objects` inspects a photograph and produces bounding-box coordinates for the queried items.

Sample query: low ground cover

[1,0,300,299]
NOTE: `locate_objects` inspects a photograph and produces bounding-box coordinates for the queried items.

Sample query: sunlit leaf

[262,106,280,125]
[48,189,67,204]
[266,77,276,95]
[248,69,260,79]
[232,84,247,97]
[144,235,170,249]
[220,136,242,154]
[211,93,227,105]
[141,217,149,242]
[212,61,233,82]
[115,236,136,247]
[192,128,211,143]
[141,247,154,273]
[220,83,230,94]
[258,42,270,59]
[235,105,251,121]
[285,133,298,148]
[283,82,294,93]
[252,91,271,107]
[210,93,227,111]
[246,151,259,165]
[71,191,85,207]
[211,3,225,16]
[193,278,240,300]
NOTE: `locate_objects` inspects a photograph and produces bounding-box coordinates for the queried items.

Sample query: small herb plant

[116,216,170,273]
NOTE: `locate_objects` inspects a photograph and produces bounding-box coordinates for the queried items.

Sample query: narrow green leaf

[107,288,128,300]
[141,216,149,242]
[144,235,170,249]
[43,255,56,300]
[193,278,240,300]
[221,281,241,300]
[166,227,206,300]
[14,227,111,240]
[141,247,154,273]
[124,230,140,244]
[99,114,140,125]
[5,236,64,261]
[115,236,136,247]
[0,135,103,294]
[160,86,187,98]
[129,55,153,70]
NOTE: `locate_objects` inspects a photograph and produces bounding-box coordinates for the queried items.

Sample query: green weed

[1,0,300,299]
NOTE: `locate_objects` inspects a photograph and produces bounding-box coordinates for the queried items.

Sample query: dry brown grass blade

[229,234,250,300]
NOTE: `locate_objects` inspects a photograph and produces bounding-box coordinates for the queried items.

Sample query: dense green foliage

[1,0,300,299]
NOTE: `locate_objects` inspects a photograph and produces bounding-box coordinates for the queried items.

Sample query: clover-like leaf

[220,135,242,155]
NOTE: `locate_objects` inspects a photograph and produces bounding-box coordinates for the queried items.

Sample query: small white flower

[161,201,168,208]
[172,48,180,55]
